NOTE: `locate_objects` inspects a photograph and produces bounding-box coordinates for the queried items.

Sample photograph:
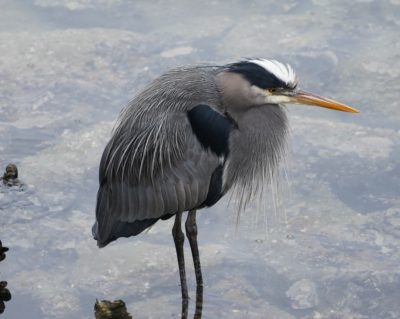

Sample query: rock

[286,279,319,310]
[0,240,9,262]
[0,163,24,188]
[0,281,11,314]
[94,299,133,319]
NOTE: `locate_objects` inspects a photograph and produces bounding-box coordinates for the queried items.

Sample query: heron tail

[93,182,159,248]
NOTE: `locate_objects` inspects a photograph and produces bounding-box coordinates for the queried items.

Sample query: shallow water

[1,0,400,318]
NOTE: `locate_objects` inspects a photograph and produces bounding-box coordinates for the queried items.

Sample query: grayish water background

[1,0,400,318]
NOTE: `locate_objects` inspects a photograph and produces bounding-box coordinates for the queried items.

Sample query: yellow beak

[288,90,359,113]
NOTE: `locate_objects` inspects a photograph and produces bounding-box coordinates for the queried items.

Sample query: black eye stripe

[227,61,294,90]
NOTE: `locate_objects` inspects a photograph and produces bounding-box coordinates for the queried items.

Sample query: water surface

[1,1,400,318]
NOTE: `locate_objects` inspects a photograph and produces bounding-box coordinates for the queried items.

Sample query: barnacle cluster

[94,299,133,319]
[0,241,11,314]
[0,163,23,188]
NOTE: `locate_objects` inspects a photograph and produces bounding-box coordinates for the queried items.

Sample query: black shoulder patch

[187,104,234,156]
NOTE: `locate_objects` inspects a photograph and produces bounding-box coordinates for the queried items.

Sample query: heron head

[225,58,358,113]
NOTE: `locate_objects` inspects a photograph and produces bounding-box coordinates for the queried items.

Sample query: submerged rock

[286,279,319,310]
[94,299,133,319]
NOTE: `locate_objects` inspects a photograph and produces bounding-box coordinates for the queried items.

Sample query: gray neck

[216,71,289,204]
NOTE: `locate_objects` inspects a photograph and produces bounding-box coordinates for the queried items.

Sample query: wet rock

[0,240,9,262]
[94,299,132,319]
[0,163,24,188]
[286,279,319,310]
[0,281,11,314]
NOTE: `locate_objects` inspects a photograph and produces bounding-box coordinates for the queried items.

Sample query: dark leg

[185,210,203,319]
[172,212,188,319]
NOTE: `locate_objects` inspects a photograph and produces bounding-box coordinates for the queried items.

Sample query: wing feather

[93,66,230,247]
[95,131,220,244]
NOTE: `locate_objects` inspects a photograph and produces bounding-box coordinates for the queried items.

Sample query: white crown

[249,59,298,88]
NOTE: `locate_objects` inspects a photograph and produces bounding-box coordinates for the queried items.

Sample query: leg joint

[185,210,198,237]
[172,226,185,243]
[172,212,185,244]
[185,222,198,238]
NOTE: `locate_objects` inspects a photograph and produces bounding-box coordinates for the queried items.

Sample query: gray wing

[93,65,233,247]
[94,111,224,243]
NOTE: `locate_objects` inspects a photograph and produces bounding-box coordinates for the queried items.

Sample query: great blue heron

[92,59,358,318]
